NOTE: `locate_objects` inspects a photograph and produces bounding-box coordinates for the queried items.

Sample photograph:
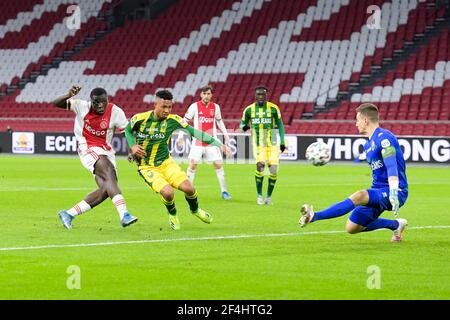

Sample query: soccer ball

[305,141,331,166]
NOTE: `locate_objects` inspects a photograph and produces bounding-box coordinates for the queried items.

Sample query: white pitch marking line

[1,181,449,192]
[0,226,449,252]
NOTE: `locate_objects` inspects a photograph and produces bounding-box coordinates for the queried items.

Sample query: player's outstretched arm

[185,125,221,146]
[185,125,231,156]
[216,119,230,144]
[52,85,81,109]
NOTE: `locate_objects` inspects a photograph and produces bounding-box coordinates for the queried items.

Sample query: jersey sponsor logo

[381,139,391,148]
[257,110,266,117]
[146,127,159,133]
[370,160,384,170]
[150,133,165,139]
[198,116,214,123]
[84,123,106,137]
[251,118,272,125]
[136,131,165,140]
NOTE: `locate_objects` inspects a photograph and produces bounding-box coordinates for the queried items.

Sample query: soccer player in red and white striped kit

[53,85,138,229]
[177,85,232,199]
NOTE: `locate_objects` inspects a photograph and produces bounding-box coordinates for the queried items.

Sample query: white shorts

[78,146,117,174]
[188,145,223,163]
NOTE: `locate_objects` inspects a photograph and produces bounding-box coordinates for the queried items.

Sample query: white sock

[215,167,227,193]
[67,200,91,217]
[187,168,196,182]
[112,194,128,219]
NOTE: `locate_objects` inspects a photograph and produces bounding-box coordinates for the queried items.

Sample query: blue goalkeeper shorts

[349,187,408,227]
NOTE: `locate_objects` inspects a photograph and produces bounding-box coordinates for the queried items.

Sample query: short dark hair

[356,103,379,123]
[90,87,107,98]
[255,85,268,93]
[155,90,173,100]
[200,85,213,93]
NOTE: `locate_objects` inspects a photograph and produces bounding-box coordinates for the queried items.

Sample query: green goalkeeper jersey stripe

[241,101,282,147]
[129,111,188,167]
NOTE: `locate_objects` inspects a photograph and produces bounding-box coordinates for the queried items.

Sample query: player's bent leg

[94,156,137,227]
[58,174,111,229]
[179,180,199,214]
[93,156,121,197]
[160,185,180,230]
[349,190,370,206]
[178,180,212,224]
[299,198,356,228]
[345,220,366,234]
[84,187,108,208]
[178,179,195,195]
[59,192,101,229]
[363,188,406,241]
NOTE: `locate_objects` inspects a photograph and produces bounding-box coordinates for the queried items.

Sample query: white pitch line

[1,181,449,192]
[0,226,449,252]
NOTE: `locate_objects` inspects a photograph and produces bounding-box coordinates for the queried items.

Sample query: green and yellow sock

[185,191,199,213]
[255,170,264,196]
[161,196,177,216]
[267,174,277,197]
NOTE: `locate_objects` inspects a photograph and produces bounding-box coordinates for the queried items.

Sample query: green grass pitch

[0,155,449,299]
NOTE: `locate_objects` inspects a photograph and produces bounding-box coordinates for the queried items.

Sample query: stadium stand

[0,0,449,136]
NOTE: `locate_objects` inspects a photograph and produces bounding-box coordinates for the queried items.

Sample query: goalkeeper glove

[242,125,250,132]
[389,187,399,217]
[280,144,286,152]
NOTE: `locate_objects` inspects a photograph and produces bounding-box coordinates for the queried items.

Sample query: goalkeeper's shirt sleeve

[186,125,222,147]
[382,145,398,178]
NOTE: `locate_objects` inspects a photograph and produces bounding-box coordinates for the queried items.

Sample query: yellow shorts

[138,157,188,193]
[253,145,279,165]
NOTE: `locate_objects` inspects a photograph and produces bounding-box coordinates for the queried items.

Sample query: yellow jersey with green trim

[129,111,188,167]
[241,101,282,147]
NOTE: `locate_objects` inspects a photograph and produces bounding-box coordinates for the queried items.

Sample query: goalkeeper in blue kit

[299,103,408,242]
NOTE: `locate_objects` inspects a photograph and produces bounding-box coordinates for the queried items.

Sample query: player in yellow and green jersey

[125,90,231,230]
[240,86,285,205]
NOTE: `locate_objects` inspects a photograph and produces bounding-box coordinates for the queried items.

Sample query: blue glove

[389,187,399,217]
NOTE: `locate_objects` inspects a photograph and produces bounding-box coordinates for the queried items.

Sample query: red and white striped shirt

[184,100,224,147]
[67,99,128,151]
